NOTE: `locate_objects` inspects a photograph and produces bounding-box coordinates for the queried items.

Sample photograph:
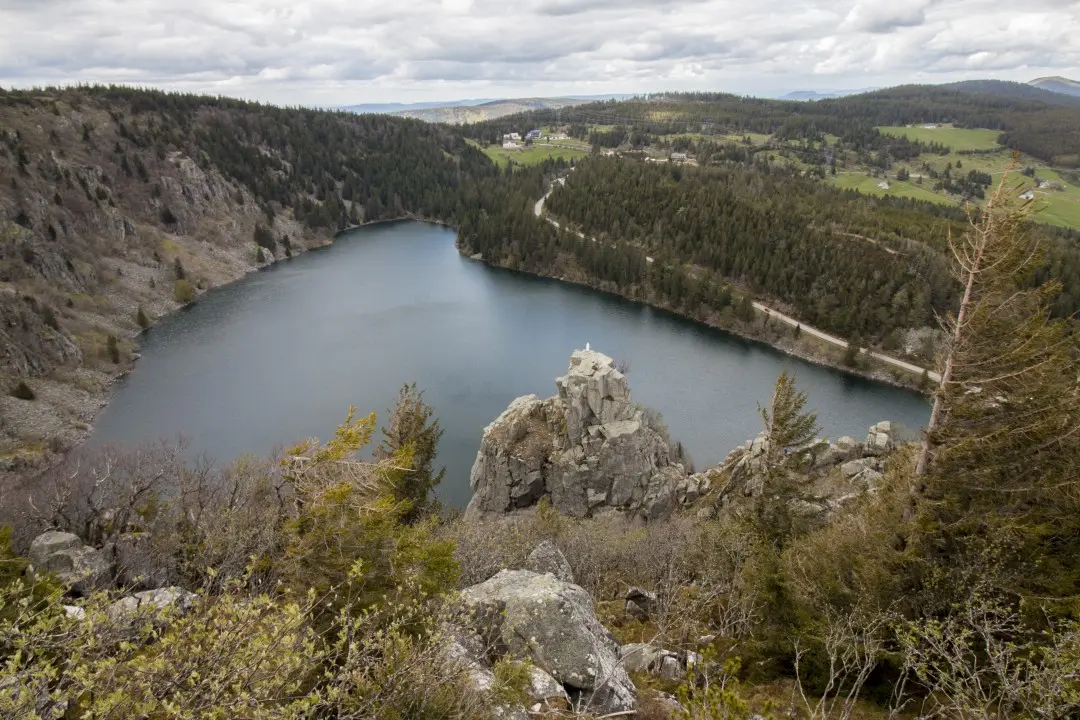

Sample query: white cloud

[0,0,1077,104]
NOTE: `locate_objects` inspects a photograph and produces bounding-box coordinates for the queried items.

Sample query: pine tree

[375,384,446,522]
[914,170,1080,602]
[755,371,820,548]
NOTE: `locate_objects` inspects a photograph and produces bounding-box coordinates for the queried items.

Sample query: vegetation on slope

[0,85,500,462]
[3,188,1078,717]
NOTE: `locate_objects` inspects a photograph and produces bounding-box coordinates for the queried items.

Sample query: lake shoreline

[457,246,932,396]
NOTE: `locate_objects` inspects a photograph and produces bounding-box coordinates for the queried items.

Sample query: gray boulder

[555,349,633,444]
[460,569,636,714]
[108,586,196,621]
[865,421,895,456]
[27,531,110,596]
[525,541,575,584]
[625,586,657,622]
[527,665,571,710]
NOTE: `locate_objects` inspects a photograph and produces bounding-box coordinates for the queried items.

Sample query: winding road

[534,182,940,383]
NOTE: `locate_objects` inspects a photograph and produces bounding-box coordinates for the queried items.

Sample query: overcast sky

[2,0,1078,106]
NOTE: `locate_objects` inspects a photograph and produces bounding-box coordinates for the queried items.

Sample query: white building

[878,180,891,190]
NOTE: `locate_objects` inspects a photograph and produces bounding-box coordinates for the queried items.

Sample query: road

[534,181,940,382]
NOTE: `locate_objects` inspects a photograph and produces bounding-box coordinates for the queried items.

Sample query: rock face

[460,569,637,714]
[27,531,110,596]
[466,349,688,521]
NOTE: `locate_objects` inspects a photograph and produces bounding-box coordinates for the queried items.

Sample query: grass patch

[829,173,952,205]
[877,124,1001,151]
[480,143,589,168]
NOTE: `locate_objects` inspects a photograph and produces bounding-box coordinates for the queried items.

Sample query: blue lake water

[91,221,930,506]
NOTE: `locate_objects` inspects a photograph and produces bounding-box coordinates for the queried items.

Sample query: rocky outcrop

[27,531,110,596]
[459,568,637,714]
[710,421,902,520]
[466,349,689,521]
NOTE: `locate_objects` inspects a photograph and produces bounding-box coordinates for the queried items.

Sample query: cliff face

[466,349,702,521]
[0,93,322,467]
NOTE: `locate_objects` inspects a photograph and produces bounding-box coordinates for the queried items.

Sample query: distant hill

[339,99,497,114]
[778,88,877,101]
[1029,76,1080,98]
[339,95,634,123]
[942,79,1080,107]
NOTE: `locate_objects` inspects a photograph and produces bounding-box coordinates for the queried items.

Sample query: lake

[91,221,930,507]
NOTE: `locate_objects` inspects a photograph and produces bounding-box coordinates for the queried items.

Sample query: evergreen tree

[755,371,820,548]
[915,172,1080,603]
[375,384,446,522]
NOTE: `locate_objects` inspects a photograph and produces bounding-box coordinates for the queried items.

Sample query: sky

[1,0,1078,106]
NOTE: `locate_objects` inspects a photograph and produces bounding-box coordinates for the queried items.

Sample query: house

[1020,190,1036,200]
[877,180,891,190]
[509,132,522,142]
[670,152,688,162]
[525,129,541,140]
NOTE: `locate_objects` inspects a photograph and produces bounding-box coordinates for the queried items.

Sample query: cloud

[0,0,1078,104]
[841,0,932,34]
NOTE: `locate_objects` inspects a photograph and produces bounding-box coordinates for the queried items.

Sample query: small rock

[525,541,575,584]
[107,586,195,621]
[27,531,111,596]
[62,605,85,620]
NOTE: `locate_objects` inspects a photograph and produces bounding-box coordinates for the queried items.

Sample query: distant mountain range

[1029,76,1080,97]
[341,95,634,124]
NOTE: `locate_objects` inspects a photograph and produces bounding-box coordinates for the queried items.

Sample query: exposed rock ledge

[466,348,905,524]
[465,349,701,522]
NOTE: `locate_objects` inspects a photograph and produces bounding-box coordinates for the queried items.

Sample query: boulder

[108,586,196,621]
[525,541,575,584]
[865,421,895,456]
[460,569,636,714]
[619,643,666,674]
[27,531,110,596]
[527,665,571,710]
[625,586,658,622]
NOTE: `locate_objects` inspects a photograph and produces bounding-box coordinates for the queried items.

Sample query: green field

[877,125,1001,152]
[478,142,589,168]
[830,172,952,204]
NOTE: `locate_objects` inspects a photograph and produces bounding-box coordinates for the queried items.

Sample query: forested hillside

[0,85,498,465]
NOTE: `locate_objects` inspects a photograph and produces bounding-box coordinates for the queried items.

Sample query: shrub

[173,279,196,304]
[10,380,35,400]
[159,205,177,225]
[136,305,150,328]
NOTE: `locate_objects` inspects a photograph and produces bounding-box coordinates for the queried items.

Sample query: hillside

[943,79,1080,107]
[0,85,499,468]
[1030,75,1080,97]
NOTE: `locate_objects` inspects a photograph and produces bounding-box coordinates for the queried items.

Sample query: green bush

[173,279,196,304]
[136,305,151,328]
